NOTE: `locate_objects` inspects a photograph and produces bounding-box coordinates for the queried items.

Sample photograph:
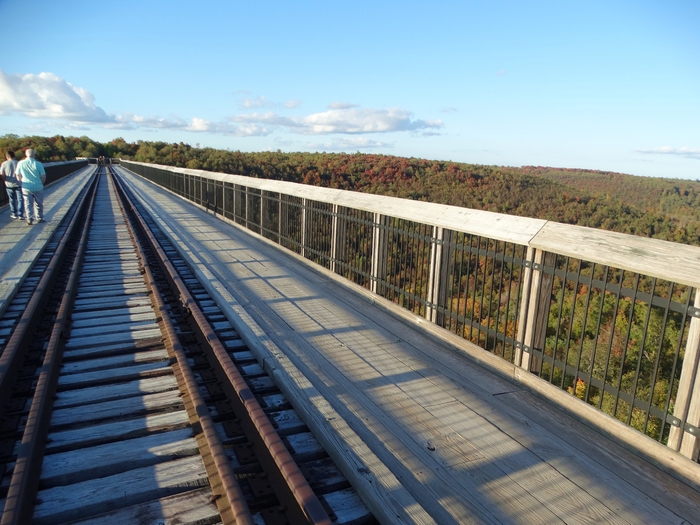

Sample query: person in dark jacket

[1,151,24,220]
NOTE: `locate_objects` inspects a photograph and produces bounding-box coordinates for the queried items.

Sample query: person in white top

[16,149,46,226]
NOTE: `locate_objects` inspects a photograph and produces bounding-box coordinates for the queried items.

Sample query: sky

[0,0,698,180]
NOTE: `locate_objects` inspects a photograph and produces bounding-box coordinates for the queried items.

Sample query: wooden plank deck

[117,169,700,525]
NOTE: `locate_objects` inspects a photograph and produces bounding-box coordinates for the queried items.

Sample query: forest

[3,133,698,247]
[4,133,697,441]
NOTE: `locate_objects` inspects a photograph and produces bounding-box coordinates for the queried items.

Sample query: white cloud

[106,112,271,136]
[0,70,442,142]
[299,107,442,134]
[230,111,299,127]
[226,107,443,135]
[637,146,700,160]
[0,69,113,122]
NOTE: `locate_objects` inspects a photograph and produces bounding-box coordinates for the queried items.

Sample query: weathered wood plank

[60,348,169,375]
[323,488,372,525]
[530,221,700,288]
[70,307,155,327]
[33,456,209,525]
[41,428,197,487]
[50,389,183,428]
[63,327,163,351]
[76,283,148,298]
[53,375,179,409]
[72,295,152,311]
[61,339,164,362]
[57,361,171,389]
[45,410,190,452]
[66,487,219,525]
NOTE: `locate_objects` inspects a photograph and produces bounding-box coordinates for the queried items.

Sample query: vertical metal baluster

[627,277,657,427]
[584,266,609,403]
[663,288,691,447]
[560,258,581,389]
[485,240,498,353]
[573,262,597,399]
[466,235,476,342]
[452,233,465,336]
[477,237,488,348]
[493,242,507,358]
[644,281,674,440]
[598,268,622,409]
[613,273,641,419]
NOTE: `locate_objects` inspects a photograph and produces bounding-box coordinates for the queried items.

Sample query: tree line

[3,133,699,246]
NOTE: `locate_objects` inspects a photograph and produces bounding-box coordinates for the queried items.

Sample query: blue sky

[1,0,698,179]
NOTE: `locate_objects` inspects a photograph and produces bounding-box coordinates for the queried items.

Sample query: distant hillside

[2,134,699,246]
[127,142,699,246]
[525,167,700,223]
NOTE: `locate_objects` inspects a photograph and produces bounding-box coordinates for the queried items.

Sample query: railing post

[330,205,346,275]
[669,292,700,460]
[231,184,240,222]
[260,191,267,237]
[426,227,444,323]
[300,198,307,258]
[516,248,552,372]
[426,227,452,325]
[278,194,285,245]
[371,213,389,295]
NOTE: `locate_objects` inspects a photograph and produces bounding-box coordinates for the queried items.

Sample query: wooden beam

[425,227,443,324]
[301,198,307,259]
[669,292,700,460]
[371,214,389,295]
[330,204,347,275]
[530,222,700,289]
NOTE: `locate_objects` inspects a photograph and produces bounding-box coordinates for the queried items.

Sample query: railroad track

[0,167,375,524]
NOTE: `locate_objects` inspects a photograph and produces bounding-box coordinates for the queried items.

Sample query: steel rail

[0,169,99,413]
[0,171,99,525]
[111,170,333,525]
[109,169,255,525]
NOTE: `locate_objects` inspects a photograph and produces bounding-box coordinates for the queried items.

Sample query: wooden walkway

[3,167,700,524]
[114,169,700,525]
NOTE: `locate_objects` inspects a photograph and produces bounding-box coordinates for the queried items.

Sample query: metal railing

[120,160,700,462]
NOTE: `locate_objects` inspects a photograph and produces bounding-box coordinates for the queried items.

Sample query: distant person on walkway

[1,151,24,220]
[16,148,46,226]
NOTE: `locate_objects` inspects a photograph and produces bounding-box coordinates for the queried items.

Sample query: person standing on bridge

[16,148,46,226]
[1,151,24,220]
